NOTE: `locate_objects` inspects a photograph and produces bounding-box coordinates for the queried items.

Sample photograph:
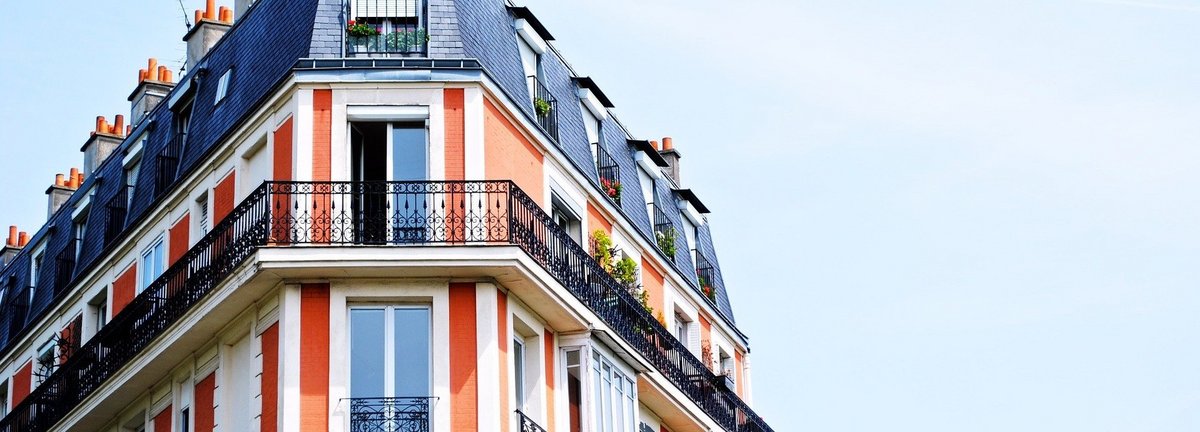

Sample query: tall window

[141,237,166,292]
[514,338,527,410]
[72,210,88,261]
[681,218,697,266]
[638,169,655,224]
[673,312,690,344]
[30,247,45,292]
[592,351,636,432]
[350,306,431,399]
[124,156,141,207]
[196,194,210,237]
[582,108,601,165]
[565,349,583,432]
[551,194,582,244]
[0,379,9,417]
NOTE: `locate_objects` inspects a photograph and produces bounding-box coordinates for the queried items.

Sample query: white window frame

[140,236,166,293]
[590,349,637,432]
[214,69,233,105]
[347,305,433,398]
[30,242,46,292]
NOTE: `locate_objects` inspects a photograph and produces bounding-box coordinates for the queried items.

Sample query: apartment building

[0,0,772,431]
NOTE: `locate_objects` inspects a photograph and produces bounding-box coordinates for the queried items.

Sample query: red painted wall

[445,89,466,180]
[262,323,280,432]
[11,361,31,406]
[312,90,332,181]
[300,283,330,432]
[213,172,236,224]
[169,213,190,266]
[111,263,138,316]
[273,116,294,181]
[484,99,543,203]
[154,405,172,432]
[449,283,478,431]
[195,373,215,432]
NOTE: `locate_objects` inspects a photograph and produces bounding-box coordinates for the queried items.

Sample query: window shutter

[354,0,420,18]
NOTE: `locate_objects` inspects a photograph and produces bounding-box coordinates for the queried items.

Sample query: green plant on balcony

[590,229,615,273]
[383,28,429,52]
[698,275,717,303]
[655,226,677,257]
[534,97,552,117]
[347,20,380,37]
[614,255,639,291]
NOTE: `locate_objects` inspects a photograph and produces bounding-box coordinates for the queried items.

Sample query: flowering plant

[601,177,622,201]
[534,98,552,117]
[347,20,380,37]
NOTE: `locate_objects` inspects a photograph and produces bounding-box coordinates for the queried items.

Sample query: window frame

[347,304,433,399]
[214,68,233,105]
[139,236,166,293]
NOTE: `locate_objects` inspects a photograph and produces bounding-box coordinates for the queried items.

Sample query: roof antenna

[177,0,193,29]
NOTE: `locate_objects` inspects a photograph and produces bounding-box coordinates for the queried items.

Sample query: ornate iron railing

[0,180,772,432]
[596,145,621,205]
[516,410,547,432]
[695,253,719,305]
[52,243,76,297]
[155,133,185,198]
[348,397,432,432]
[103,187,129,245]
[344,0,428,56]
[527,75,559,142]
[652,203,678,262]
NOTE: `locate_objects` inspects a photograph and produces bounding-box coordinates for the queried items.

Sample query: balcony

[52,243,76,297]
[0,181,772,432]
[348,397,432,432]
[515,410,547,432]
[527,76,559,142]
[103,187,129,245]
[652,204,677,262]
[155,133,185,198]
[595,146,621,205]
[345,0,428,57]
[695,253,718,305]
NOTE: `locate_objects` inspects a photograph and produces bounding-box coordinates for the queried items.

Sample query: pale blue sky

[2,1,1199,431]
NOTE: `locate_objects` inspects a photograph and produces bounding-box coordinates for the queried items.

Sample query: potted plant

[346,20,380,52]
[655,227,677,257]
[534,97,552,117]
[601,177,622,202]
[383,28,429,53]
[698,275,717,303]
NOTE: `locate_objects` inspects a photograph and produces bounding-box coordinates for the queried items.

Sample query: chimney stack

[184,1,234,71]
[659,137,682,184]
[47,169,81,218]
[129,58,176,126]
[82,115,126,176]
[1,226,28,267]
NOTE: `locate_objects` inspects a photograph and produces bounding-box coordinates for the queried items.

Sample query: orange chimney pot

[195,9,203,24]
[95,116,106,134]
[18,232,29,247]
[55,174,65,187]
[114,115,125,135]
[147,58,159,81]
[206,0,217,19]
[650,140,660,151]
[662,137,674,150]
[7,226,16,247]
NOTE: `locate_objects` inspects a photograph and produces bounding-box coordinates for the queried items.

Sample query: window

[140,237,166,292]
[0,379,8,417]
[124,156,141,207]
[673,312,689,343]
[214,69,233,105]
[350,306,432,400]
[30,247,45,291]
[592,351,636,432]
[565,349,583,432]
[88,290,108,335]
[681,218,697,266]
[35,340,56,385]
[196,194,210,237]
[180,407,190,432]
[550,194,582,244]
[514,338,526,410]
[518,38,541,97]
[719,349,735,378]
[638,169,655,224]
[72,210,88,261]
[582,108,601,163]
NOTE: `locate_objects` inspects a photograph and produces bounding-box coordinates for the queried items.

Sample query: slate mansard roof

[0,0,742,356]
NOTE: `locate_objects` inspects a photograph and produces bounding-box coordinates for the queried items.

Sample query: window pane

[514,339,525,409]
[392,124,427,181]
[351,308,387,398]
[393,307,430,396]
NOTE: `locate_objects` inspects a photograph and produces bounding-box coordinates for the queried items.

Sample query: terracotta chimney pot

[18,232,28,247]
[7,226,16,247]
[206,0,217,19]
[662,137,674,150]
[114,115,125,134]
[650,140,660,151]
[55,174,65,187]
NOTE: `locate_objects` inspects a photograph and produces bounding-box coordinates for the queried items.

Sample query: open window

[551,193,582,244]
[348,116,431,244]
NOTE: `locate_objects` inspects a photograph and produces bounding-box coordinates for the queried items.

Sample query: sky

[2,1,1199,431]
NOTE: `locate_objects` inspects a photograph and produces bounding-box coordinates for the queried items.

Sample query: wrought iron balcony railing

[695,253,719,305]
[0,181,772,432]
[652,204,677,262]
[596,145,621,205]
[516,410,547,432]
[345,0,428,57]
[527,75,559,142]
[348,397,432,432]
[52,242,76,297]
[155,133,185,198]
[103,187,129,245]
